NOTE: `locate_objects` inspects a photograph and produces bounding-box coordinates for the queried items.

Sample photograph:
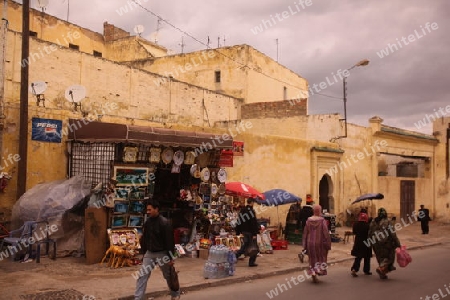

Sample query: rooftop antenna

[133,24,145,37]
[223,35,226,47]
[207,36,211,49]
[179,36,185,53]
[276,38,279,62]
[36,0,48,12]
[217,36,220,48]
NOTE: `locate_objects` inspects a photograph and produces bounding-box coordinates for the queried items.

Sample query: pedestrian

[368,207,401,280]
[418,204,431,234]
[234,197,260,267]
[299,195,314,229]
[134,200,181,300]
[350,212,372,277]
[302,204,331,283]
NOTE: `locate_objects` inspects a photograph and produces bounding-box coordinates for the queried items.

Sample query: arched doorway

[319,174,334,213]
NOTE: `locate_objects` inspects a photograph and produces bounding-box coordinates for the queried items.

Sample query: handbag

[245,240,259,257]
[168,264,180,291]
[396,245,412,267]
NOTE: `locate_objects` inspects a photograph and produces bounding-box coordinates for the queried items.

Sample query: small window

[93,50,102,57]
[29,31,37,37]
[69,43,79,50]
[283,86,287,100]
[215,70,221,83]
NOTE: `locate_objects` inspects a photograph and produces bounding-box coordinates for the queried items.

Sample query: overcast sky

[32,0,450,134]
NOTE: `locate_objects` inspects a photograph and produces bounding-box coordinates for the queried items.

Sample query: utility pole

[17,0,29,199]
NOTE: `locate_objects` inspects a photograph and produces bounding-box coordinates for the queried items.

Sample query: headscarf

[358,212,369,222]
[313,204,322,216]
[375,207,387,223]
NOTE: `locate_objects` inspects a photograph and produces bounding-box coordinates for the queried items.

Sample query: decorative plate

[123,147,138,163]
[211,183,218,196]
[161,147,174,164]
[217,168,227,183]
[200,168,210,182]
[173,150,184,166]
[218,183,226,195]
[190,164,201,178]
[184,151,196,165]
[149,147,161,163]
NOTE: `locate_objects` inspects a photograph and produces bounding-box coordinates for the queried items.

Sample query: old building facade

[0,0,447,226]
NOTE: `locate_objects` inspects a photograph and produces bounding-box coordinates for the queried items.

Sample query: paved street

[175,243,450,300]
[0,221,448,300]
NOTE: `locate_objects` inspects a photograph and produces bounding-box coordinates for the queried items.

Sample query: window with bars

[69,142,116,187]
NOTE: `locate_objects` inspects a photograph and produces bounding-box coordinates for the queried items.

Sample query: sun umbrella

[255,189,302,229]
[352,193,384,204]
[225,182,265,199]
[256,189,301,206]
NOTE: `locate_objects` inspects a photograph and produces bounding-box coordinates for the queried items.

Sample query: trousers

[134,250,180,300]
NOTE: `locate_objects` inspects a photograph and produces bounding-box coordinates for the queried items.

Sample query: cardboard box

[198,248,209,259]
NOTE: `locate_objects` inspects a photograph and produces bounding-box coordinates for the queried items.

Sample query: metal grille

[70,142,116,187]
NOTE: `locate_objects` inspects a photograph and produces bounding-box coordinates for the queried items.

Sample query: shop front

[67,119,241,264]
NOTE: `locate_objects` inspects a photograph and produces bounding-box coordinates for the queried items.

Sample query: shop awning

[67,119,233,149]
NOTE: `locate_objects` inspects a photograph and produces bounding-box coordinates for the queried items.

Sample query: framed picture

[111,215,128,228]
[128,215,144,227]
[113,165,149,186]
[129,200,146,214]
[107,228,141,248]
[114,188,130,200]
[113,201,130,214]
[129,187,146,200]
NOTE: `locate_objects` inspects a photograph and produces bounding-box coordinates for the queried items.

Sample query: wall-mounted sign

[233,141,244,156]
[31,118,63,143]
[219,150,233,167]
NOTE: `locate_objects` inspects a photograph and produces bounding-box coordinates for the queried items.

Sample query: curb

[118,242,443,300]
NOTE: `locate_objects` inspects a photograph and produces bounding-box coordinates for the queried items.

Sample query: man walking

[418,204,431,234]
[134,200,181,300]
[235,198,260,267]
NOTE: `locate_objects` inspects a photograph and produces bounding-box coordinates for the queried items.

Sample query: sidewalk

[0,221,448,300]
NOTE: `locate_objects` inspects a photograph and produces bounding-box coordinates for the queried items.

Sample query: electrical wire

[131,0,308,93]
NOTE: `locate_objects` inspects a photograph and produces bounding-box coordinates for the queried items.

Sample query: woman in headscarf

[350,212,372,277]
[302,204,331,283]
[368,207,401,279]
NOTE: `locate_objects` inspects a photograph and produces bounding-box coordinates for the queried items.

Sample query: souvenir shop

[67,119,242,264]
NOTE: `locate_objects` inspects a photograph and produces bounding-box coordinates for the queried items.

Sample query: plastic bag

[396,245,412,267]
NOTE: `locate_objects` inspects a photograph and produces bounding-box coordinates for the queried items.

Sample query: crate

[271,239,288,250]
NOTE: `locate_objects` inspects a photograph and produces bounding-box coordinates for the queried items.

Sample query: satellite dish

[65,85,86,103]
[29,81,47,95]
[36,0,49,9]
[133,25,145,36]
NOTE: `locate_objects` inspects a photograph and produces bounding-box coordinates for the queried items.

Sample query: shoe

[364,272,372,275]
[351,270,358,277]
[171,296,180,300]
[312,274,319,283]
[376,268,388,279]
[249,264,258,267]
[298,253,304,263]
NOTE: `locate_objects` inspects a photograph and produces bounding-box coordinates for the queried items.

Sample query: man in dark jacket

[134,200,180,300]
[418,204,431,234]
[234,198,260,267]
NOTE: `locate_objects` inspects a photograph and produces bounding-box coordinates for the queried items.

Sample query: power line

[130,0,308,93]
[311,92,343,100]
